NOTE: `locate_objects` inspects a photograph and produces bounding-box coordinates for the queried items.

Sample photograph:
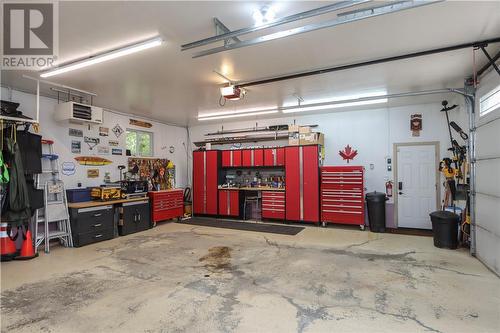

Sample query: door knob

[399,192,404,195]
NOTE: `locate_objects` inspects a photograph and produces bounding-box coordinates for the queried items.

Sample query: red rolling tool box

[320,166,365,229]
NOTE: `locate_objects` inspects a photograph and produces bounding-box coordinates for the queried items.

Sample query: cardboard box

[288,132,300,145]
[299,132,324,146]
[299,126,311,134]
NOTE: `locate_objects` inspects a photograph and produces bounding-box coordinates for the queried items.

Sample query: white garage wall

[0,88,189,189]
[189,100,468,199]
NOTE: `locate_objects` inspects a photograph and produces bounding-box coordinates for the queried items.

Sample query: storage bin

[66,188,91,203]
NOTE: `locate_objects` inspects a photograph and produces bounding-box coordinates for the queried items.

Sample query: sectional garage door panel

[475,160,500,198]
[476,227,500,275]
[474,71,500,276]
[475,119,500,158]
[475,193,500,237]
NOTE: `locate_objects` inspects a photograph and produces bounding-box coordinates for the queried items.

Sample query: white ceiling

[2,1,499,126]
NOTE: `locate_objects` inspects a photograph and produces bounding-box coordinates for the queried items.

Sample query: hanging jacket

[1,138,31,226]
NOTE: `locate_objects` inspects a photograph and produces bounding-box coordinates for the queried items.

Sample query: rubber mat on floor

[179,217,304,236]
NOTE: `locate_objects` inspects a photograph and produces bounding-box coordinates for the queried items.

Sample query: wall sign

[87,169,99,178]
[112,124,124,138]
[129,119,152,128]
[99,126,109,137]
[411,114,422,137]
[112,148,123,155]
[84,136,100,150]
[108,140,119,147]
[97,146,110,155]
[71,140,81,154]
[69,128,83,137]
[339,145,358,163]
[61,162,76,176]
[75,156,112,166]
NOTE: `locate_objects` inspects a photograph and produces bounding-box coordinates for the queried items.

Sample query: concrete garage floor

[1,221,499,333]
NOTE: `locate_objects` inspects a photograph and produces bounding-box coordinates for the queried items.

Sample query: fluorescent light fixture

[198,110,278,121]
[198,106,277,118]
[282,98,388,113]
[281,91,388,113]
[40,36,163,78]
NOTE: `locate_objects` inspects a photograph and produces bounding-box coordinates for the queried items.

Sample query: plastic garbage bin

[365,191,388,232]
[429,211,460,249]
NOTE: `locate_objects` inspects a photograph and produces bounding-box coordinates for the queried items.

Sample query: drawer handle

[92,223,102,227]
[94,234,103,238]
[93,213,102,217]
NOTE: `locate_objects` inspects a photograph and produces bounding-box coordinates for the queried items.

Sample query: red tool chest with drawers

[222,150,242,167]
[320,166,365,228]
[261,191,285,220]
[193,150,219,215]
[218,190,239,216]
[285,146,320,223]
[242,149,264,167]
[264,148,285,166]
[149,189,184,225]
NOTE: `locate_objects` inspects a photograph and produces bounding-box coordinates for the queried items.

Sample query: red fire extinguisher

[385,181,393,197]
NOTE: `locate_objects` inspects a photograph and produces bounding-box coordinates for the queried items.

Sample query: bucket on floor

[429,210,460,249]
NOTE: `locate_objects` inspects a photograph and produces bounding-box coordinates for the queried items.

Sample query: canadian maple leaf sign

[339,145,358,163]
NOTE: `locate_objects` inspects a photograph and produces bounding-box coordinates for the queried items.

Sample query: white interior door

[397,144,437,229]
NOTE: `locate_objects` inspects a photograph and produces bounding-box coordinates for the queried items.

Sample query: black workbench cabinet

[118,199,151,236]
[69,205,115,247]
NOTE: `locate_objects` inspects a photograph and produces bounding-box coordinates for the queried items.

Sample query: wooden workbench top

[68,197,149,209]
[218,186,285,191]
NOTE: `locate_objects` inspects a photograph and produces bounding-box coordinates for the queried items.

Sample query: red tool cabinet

[242,149,264,167]
[218,190,239,216]
[149,189,184,225]
[285,146,320,223]
[264,148,285,166]
[261,191,285,220]
[193,150,219,215]
[221,150,242,167]
[320,166,365,228]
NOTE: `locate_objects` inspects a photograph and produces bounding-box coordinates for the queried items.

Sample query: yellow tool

[90,187,125,201]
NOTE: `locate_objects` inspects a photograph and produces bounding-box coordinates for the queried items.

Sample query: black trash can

[429,211,460,249]
[365,191,388,232]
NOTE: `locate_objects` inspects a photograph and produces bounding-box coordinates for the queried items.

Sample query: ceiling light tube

[198,110,278,121]
[198,106,277,118]
[282,98,388,113]
[40,36,163,78]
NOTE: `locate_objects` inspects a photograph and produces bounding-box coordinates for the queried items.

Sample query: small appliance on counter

[120,180,149,199]
[90,186,125,201]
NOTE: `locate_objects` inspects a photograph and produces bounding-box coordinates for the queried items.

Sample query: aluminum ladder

[33,139,73,253]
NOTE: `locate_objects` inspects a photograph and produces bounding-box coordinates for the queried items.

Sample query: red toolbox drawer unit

[218,190,240,217]
[320,166,365,228]
[149,189,184,225]
[261,191,285,220]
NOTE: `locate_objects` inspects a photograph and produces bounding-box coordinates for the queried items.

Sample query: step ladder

[33,139,73,253]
